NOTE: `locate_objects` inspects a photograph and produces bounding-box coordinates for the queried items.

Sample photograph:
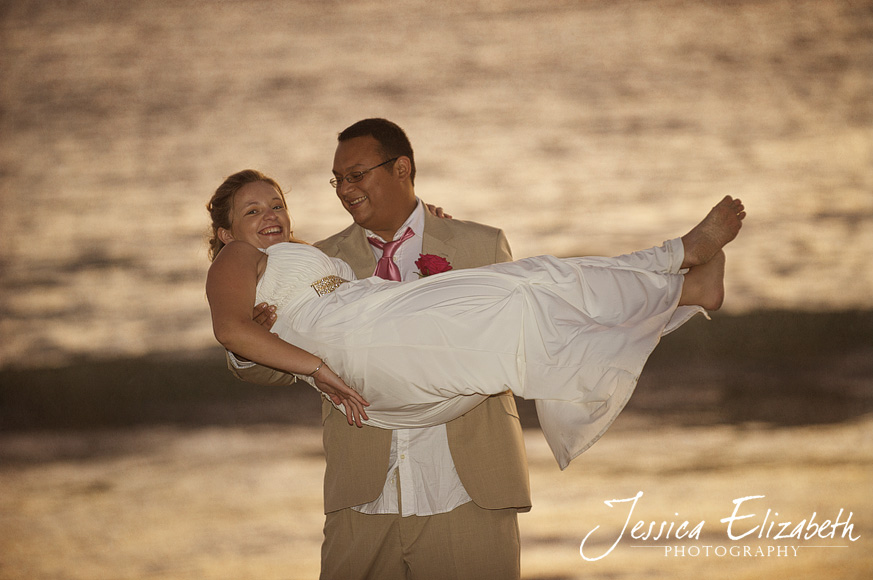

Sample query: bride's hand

[425,203,453,219]
[312,364,370,427]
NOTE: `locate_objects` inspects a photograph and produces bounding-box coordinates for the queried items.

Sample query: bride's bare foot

[681,196,746,268]
[679,250,726,310]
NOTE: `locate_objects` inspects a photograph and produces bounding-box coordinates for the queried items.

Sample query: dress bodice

[255,243,357,312]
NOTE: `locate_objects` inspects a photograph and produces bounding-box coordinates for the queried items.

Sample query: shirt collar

[365,198,424,242]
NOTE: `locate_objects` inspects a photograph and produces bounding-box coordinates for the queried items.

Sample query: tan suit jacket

[231,208,531,514]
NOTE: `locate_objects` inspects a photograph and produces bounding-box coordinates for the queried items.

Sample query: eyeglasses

[330,157,398,189]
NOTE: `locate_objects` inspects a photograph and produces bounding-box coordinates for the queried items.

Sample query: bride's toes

[681,197,746,268]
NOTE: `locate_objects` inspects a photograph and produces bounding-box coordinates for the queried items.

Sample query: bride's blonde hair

[207,169,305,261]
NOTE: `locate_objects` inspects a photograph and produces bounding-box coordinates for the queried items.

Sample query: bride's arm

[206,242,369,424]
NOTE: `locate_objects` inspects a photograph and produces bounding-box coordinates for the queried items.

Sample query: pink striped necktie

[368,227,415,281]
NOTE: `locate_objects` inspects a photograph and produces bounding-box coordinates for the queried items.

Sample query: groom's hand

[252,302,277,329]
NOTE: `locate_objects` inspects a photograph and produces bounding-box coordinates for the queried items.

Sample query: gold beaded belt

[311,275,348,296]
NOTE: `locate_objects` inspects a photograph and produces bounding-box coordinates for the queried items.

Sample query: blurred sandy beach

[1,0,871,578]
[2,318,872,579]
[2,313,870,579]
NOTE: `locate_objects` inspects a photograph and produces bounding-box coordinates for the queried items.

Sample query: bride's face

[219,180,292,249]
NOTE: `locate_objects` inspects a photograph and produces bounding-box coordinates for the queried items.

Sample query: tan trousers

[319,501,521,580]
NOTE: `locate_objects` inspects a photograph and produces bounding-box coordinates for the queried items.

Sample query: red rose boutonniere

[416,254,453,277]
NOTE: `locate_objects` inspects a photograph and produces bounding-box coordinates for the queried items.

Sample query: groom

[231,118,530,579]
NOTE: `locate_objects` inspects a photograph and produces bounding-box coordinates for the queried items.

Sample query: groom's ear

[218,227,234,245]
[394,156,412,181]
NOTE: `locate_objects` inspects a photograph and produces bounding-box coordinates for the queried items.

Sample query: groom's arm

[227,352,298,386]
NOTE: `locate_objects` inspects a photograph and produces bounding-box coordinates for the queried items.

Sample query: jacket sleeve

[495,229,513,263]
[226,351,299,387]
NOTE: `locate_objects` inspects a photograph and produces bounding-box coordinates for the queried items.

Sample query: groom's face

[332,135,410,240]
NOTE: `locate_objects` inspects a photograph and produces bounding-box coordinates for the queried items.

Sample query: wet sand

[1,419,870,580]
[1,312,871,579]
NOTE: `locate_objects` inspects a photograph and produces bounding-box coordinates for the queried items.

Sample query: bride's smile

[217,180,291,249]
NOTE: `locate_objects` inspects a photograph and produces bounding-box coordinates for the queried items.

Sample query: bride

[205,169,745,468]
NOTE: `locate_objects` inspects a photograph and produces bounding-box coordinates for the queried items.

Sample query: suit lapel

[330,208,458,279]
[421,210,458,266]
[336,227,379,280]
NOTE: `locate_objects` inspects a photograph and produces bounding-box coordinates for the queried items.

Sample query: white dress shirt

[353,199,472,517]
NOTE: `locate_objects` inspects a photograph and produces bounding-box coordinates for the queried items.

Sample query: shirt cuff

[227,351,256,370]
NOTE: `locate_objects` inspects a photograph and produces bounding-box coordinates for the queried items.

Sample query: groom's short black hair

[338,118,416,185]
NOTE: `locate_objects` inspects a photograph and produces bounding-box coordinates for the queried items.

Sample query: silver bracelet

[307,360,324,377]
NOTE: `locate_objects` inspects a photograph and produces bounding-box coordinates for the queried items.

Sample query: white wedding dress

[255,240,704,468]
